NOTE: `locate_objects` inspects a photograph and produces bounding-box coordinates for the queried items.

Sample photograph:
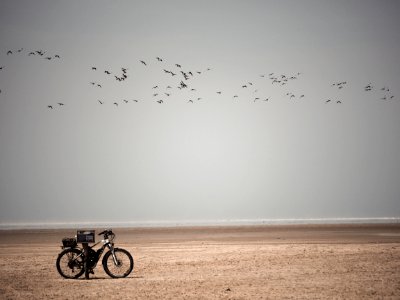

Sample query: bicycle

[56,229,134,279]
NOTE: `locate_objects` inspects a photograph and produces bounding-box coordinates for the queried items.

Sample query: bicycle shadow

[76,275,144,280]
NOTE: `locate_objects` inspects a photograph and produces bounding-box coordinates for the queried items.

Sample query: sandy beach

[0,224,399,299]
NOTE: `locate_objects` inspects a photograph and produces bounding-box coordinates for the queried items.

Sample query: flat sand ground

[1,224,400,299]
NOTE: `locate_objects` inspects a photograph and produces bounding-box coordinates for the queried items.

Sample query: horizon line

[0,217,399,230]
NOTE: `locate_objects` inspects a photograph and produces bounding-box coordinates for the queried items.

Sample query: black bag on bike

[62,237,77,248]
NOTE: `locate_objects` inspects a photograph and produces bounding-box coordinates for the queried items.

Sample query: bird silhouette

[47,105,53,109]
[175,64,181,68]
[152,86,158,89]
[157,100,163,104]
[92,67,97,70]
[7,50,12,55]
[113,102,118,106]
[326,99,331,103]
[216,91,222,94]
[54,55,60,58]
[123,100,128,103]
[98,100,103,104]
[156,57,163,62]
[104,70,111,75]
[57,103,64,106]
[140,60,147,66]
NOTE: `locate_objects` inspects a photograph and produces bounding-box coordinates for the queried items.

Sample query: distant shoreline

[1,217,399,230]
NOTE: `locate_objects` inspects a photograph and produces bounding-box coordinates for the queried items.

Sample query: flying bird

[157,100,163,104]
[113,102,118,106]
[156,57,163,62]
[47,105,53,109]
[57,102,64,106]
[98,100,103,104]
[7,50,12,55]
[140,60,147,66]
[92,67,97,70]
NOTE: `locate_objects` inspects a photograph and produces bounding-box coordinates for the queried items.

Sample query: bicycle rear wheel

[102,248,133,278]
[56,248,84,279]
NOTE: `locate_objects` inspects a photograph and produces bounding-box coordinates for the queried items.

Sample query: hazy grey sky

[0,0,399,225]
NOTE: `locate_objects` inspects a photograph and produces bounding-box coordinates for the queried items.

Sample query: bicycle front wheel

[56,248,84,279]
[102,248,133,278]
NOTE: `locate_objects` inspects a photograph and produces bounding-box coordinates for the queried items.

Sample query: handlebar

[98,229,113,238]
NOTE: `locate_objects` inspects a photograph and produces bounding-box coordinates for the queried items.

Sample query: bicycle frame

[71,234,117,267]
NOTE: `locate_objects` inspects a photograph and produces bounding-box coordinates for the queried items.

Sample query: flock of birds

[0,48,397,110]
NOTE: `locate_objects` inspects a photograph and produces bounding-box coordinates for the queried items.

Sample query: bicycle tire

[102,248,134,278]
[56,248,84,279]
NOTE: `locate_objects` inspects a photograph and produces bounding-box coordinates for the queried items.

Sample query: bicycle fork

[107,243,120,266]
